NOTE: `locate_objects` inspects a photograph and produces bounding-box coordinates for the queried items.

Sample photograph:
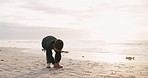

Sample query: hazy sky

[0,0,148,40]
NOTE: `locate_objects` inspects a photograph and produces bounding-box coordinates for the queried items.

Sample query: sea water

[0,40,148,63]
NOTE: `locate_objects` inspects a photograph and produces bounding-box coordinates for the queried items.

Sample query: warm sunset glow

[0,0,148,40]
[87,12,138,41]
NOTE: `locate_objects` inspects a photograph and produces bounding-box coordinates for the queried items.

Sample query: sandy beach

[0,47,148,78]
[1,0,148,77]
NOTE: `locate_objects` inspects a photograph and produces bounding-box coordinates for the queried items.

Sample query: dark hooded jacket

[42,36,57,50]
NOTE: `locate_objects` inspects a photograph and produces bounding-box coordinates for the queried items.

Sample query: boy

[41,36,64,68]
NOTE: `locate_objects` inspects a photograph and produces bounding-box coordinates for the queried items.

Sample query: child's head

[53,39,64,52]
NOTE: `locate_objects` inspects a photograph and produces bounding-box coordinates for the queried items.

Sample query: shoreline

[21,46,148,64]
[0,40,148,64]
[0,47,148,78]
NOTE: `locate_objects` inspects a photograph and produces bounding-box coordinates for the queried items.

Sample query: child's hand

[54,63,59,68]
[42,49,45,52]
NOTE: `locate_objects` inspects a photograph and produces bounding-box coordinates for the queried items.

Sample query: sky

[0,0,148,40]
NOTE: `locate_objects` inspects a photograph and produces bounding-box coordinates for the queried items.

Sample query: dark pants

[46,49,61,64]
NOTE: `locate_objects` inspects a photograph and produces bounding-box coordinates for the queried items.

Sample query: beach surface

[0,47,148,78]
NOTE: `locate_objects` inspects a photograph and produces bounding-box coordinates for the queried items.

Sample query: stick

[61,51,69,53]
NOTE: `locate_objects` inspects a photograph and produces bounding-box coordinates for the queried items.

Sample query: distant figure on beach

[41,36,64,69]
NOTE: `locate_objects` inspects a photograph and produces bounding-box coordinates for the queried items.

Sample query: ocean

[0,40,148,64]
